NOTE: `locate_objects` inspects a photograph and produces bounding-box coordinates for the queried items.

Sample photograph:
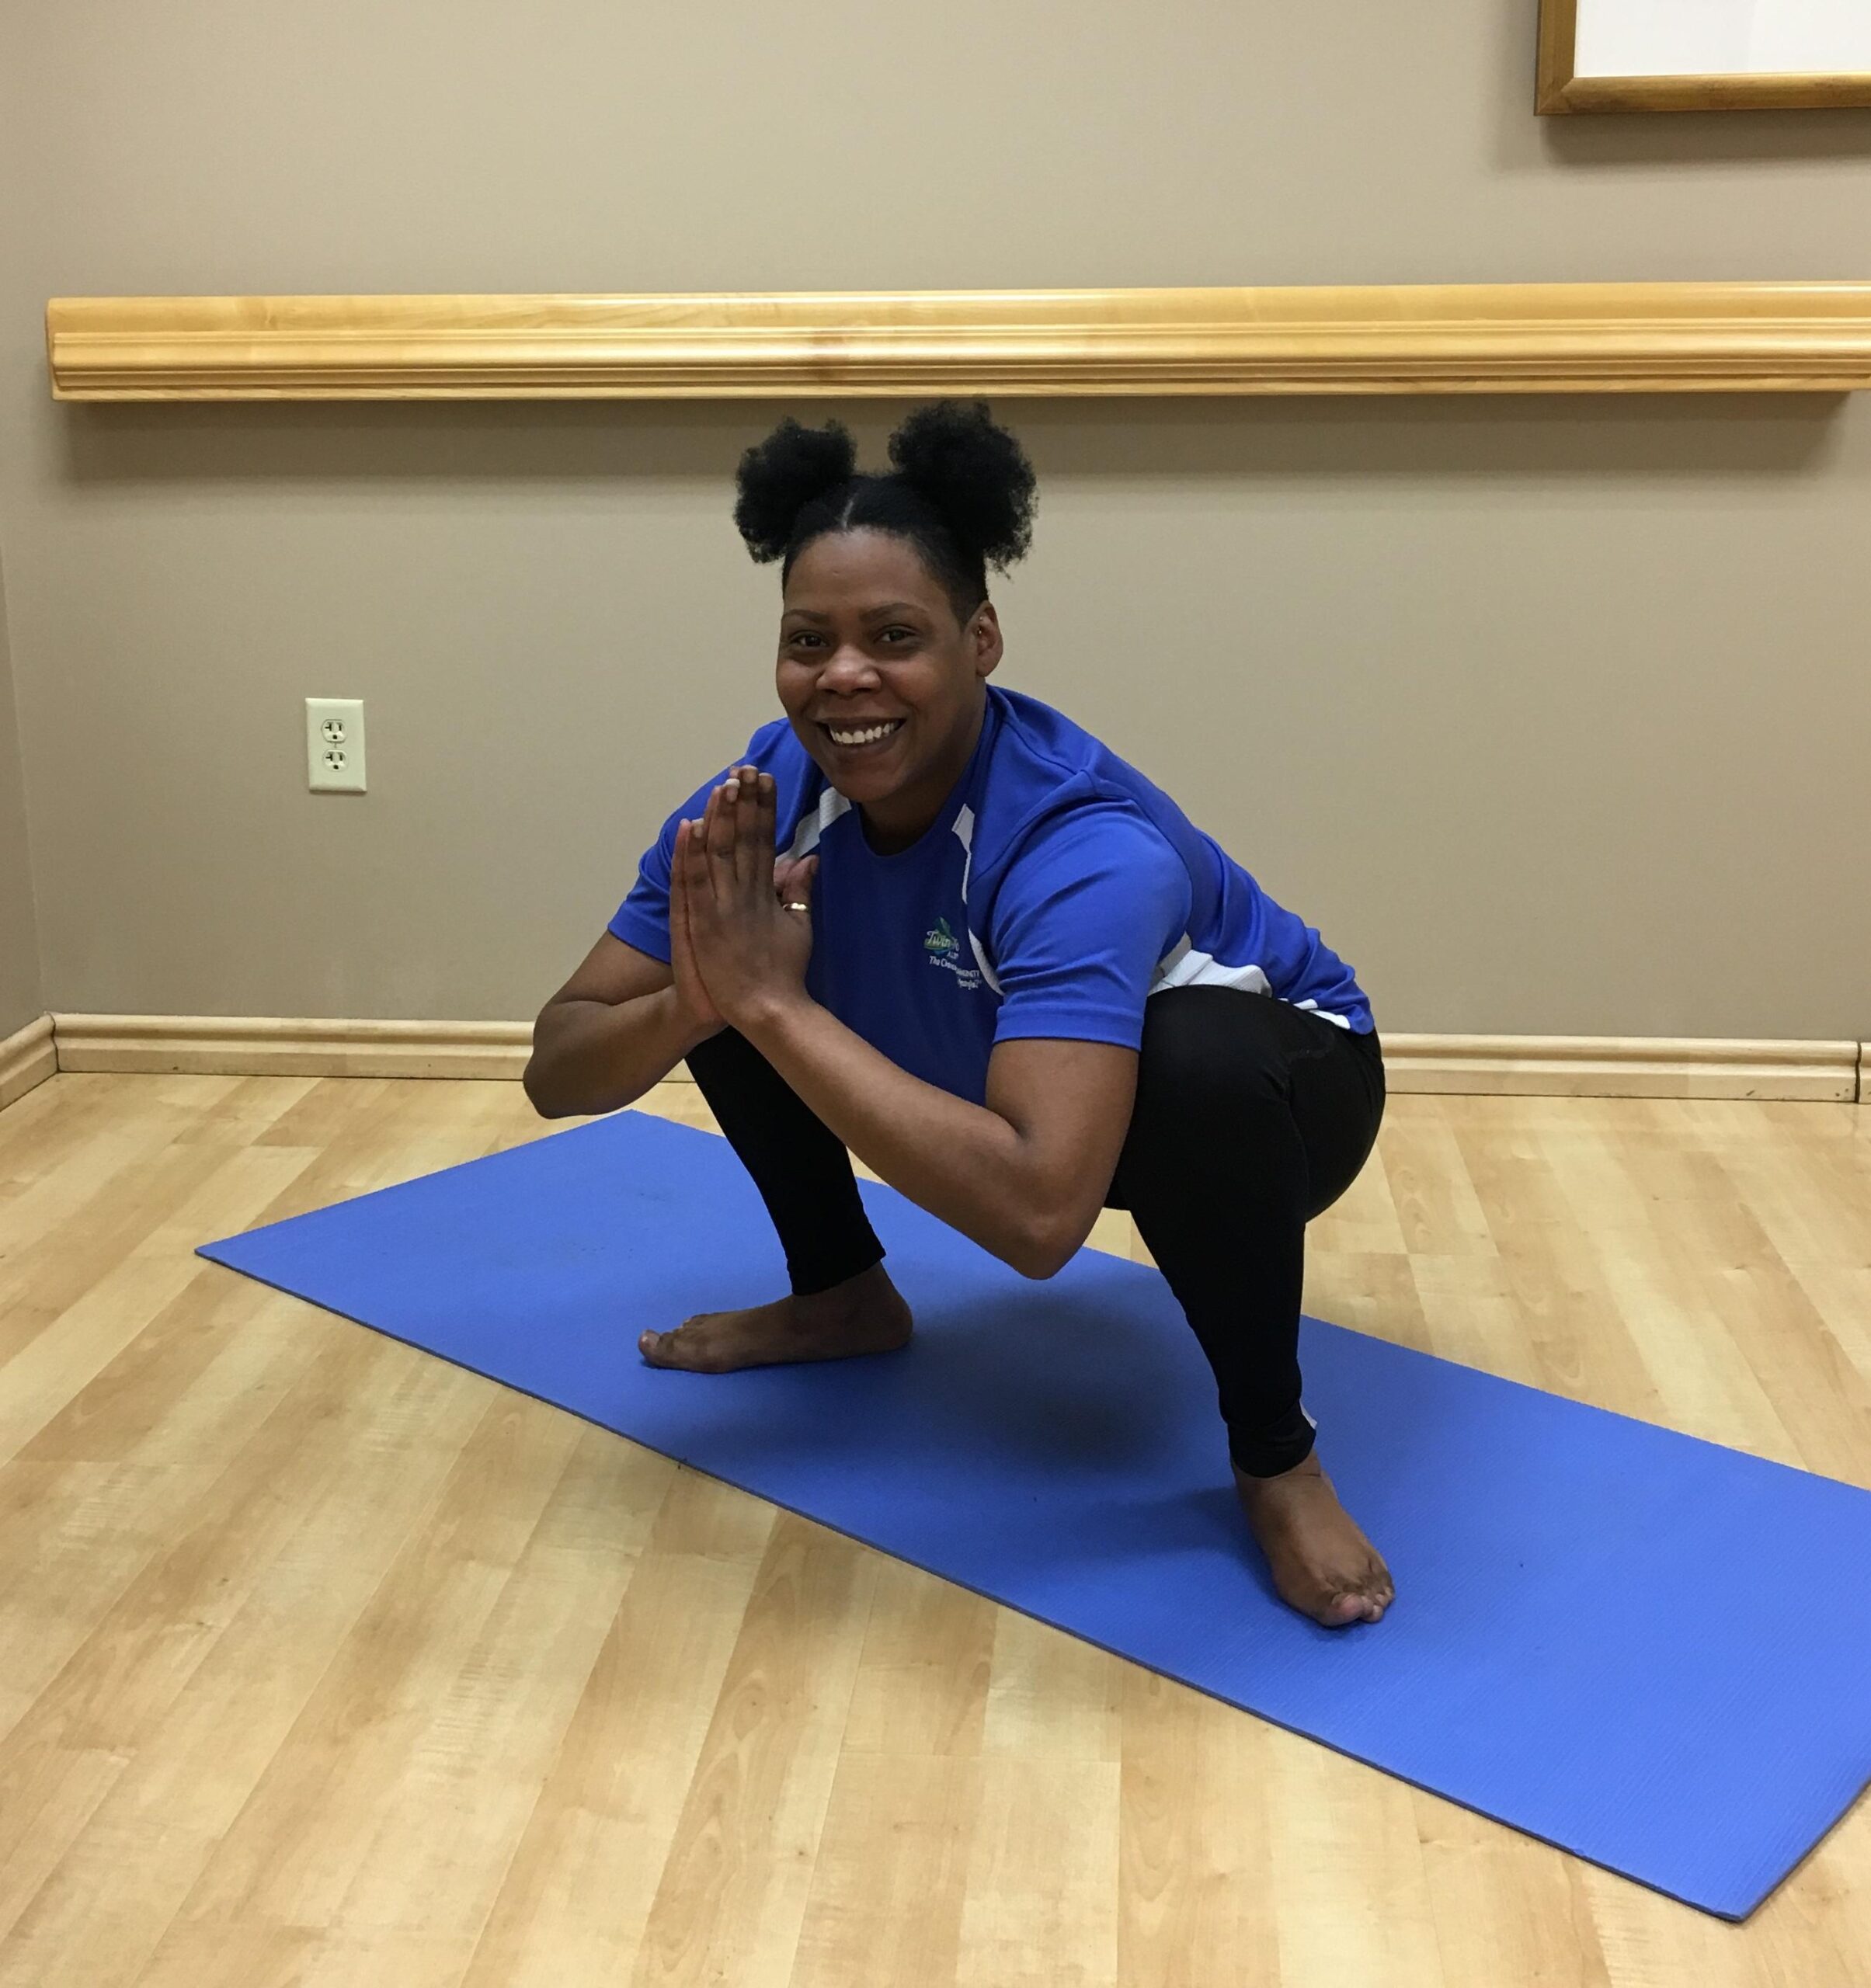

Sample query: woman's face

[776,528,1002,843]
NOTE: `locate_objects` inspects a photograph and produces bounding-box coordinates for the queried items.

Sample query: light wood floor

[0,1070,1866,1988]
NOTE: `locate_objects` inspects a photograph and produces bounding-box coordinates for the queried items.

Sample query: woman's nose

[820,647,880,685]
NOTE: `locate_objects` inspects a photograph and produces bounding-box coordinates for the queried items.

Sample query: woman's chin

[814,743,908,801]
[824,765,899,805]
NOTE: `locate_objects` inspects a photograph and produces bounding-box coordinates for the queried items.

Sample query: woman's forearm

[525,986,714,1118]
[734,992,1075,1277]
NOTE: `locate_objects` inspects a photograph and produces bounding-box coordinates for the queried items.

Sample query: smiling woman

[524,401,1396,1629]
[745,405,1030,851]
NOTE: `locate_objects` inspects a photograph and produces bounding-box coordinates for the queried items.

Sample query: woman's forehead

[784,529,943,607]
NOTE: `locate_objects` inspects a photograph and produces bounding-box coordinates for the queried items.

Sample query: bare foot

[638,1262,913,1373]
[1233,1453,1394,1628]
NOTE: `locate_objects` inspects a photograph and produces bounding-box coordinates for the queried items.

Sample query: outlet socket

[306,698,367,792]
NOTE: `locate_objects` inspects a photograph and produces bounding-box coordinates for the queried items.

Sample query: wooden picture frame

[1539,0,1871,113]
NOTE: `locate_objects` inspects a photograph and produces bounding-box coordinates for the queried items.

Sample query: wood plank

[789,1755,980,1988]
[461,1469,774,1988]
[1117,1670,1281,1987]
[628,1513,876,1988]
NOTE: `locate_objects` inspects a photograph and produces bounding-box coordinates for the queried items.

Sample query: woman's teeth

[826,720,904,747]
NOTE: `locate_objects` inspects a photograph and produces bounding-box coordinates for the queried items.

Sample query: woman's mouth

[819,718,906,753]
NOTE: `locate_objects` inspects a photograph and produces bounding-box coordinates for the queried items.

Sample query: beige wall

[0,549,42,1037]
[1,2,1868,1038]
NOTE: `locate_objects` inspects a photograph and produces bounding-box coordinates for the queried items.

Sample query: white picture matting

[1574,0,1871,78]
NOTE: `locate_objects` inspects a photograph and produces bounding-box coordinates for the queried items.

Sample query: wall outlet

[306,697,367,792]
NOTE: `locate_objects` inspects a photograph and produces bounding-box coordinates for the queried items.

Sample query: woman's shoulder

[982,688,1189,843]
[970,693,1184,897]
[986,686,1181,806]
[986,686,1106,777]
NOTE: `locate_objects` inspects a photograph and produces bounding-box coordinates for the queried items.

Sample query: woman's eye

[880,627,917,645]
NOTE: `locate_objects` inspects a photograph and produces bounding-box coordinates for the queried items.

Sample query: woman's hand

[671,765,819,1031]
[667,846,726,1043]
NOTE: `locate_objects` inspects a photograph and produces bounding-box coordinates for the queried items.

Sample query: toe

[1320,1590,1368,1628]
[642,1326,701,1370]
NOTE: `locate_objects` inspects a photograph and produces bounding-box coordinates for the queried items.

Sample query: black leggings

[685,986,1386,1477]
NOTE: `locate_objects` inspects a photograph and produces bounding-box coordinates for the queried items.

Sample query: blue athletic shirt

[609,686,1374,1107]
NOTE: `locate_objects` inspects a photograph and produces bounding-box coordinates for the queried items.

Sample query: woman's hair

[733,399,1037,623]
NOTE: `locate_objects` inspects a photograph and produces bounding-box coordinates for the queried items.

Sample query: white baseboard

[1379,1032,1862,1102]
[50,1014,534,1081]
[0,1015,57,1110]
[35,1013,1866,1103]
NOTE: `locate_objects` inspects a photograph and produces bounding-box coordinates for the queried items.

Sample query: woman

[525,402,1393,1628]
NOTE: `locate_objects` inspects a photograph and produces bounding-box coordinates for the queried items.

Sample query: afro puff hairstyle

[732,400,1036,622]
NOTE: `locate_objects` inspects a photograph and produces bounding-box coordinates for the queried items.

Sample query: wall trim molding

[40,1014,1865,1103]
[0,1015,57,1111]
[1380,1032,1861,1102]
[50,1014,534,1083]
[45,283,1871,401]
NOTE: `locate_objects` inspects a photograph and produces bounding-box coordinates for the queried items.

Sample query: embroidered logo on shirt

[923,917,983,991]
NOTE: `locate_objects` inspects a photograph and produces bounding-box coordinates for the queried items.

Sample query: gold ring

[784,901,811,913]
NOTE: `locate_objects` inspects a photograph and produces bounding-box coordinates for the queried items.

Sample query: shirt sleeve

[607,768,723,964]
[986,801,1192,1052]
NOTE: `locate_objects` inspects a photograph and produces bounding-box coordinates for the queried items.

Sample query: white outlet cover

[306,697,367,792]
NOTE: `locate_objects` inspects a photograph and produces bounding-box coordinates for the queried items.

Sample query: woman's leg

[684,1025,884,1297]
[635,1027,909,1370]
[1106,987,1391,1623]
[1109,987,1383,1472]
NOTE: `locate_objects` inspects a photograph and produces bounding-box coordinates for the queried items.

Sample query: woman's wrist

[726,982,817,1046]
[663,983,726,1057]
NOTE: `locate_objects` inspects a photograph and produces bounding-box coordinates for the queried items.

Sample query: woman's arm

[742,998,1137,1279]
[523,934,718,1118]
[676,769,1139,1278]
[525,827,822,1118]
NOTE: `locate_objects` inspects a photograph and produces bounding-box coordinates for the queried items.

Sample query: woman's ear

[970,600,1004,679]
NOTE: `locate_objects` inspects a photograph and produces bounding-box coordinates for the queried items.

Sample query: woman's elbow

[521,1051,579,1120]
[520,1063,559,1118]
[1004,1214,1087,1282]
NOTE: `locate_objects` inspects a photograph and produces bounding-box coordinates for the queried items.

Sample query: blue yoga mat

[198,1108,1871,1918]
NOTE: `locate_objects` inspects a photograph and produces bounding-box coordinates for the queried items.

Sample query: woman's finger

[792,853,819,909]
[703,779,737,871]
[729,765,762,890]
[669,825,690,940]
[715,771,737,884]
[749,769,777,891]
[669,829,722,1024]
[679,815,712,914]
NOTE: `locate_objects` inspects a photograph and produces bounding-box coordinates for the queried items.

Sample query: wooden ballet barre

[43,281,1871,401]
